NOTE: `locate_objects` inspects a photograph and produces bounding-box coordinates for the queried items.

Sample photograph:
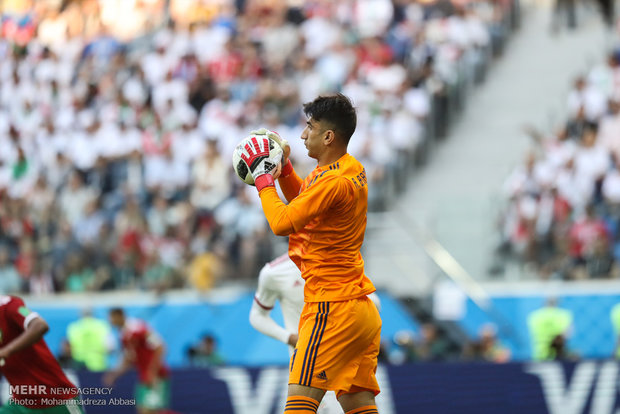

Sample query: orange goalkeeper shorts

[289,296,382,397]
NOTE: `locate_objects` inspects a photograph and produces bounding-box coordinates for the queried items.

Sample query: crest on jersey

[18,307,31,317]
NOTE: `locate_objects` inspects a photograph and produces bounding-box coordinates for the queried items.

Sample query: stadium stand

[0,0,519,293]
[494,47,620,281]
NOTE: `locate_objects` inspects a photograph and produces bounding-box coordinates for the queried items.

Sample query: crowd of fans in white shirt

[499,51,620,280]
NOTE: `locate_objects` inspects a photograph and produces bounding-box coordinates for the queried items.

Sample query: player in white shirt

[249,254,381,414]
[250,254,304,349]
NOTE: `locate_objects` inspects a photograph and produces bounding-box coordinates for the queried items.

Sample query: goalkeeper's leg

[284,386,324,413]
[338,388,379,413]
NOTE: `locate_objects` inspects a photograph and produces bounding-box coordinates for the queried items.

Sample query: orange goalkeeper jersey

[258,153,376,303]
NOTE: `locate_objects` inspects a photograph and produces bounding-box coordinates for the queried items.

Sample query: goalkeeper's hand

[240,135,283,191]
[251,128,291,164]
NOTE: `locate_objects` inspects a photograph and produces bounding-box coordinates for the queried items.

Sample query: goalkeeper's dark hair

[303,93,357,145]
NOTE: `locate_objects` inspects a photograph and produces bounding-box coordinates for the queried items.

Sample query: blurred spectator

[190,139,230,213]
[214,186,272,279]
[67,309,115,372]
[389,330,419,364]
[64,254,96,292]
[573,237,620,279]
[50,220,80,277]
[462,323,511,362]
[550,0,576,32]
[57,338,82,370]
[567,76,607,124]
[93,265,116,291]
[417,323,451,361]
[567,204,610,268]
[28,258,55,296]
[527,298,573,360]
[58,172,98,227]
[142,251,177,294]
[0,246,22,294]
[377,339,392,364]
[74,199,105,246]
[15,237,36,281]
[187,334,225,367]
[147,194,171,237]
[549,332,578,361]
[596,0,615,28]
[187,250,223,293]
[598,100,620,162]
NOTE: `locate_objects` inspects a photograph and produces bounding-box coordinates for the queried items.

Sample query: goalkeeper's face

[302,118,330,160]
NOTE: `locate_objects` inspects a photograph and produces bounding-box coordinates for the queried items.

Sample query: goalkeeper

[240,93,381,414]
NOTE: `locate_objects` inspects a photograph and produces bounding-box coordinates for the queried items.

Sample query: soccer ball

[232,134,283,185]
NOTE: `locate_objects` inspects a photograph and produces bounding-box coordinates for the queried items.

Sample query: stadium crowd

[0,0,517,295]
[497,48,620,280]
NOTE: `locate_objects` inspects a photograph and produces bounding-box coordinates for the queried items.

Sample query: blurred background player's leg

[135,379,171,414]
[552,0,577,31]
[285,387,324,413]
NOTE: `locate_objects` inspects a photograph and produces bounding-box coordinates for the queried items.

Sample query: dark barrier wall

[3,361,620,414]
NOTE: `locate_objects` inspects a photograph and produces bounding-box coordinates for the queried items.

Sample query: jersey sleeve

[6,296,40,331]
[249,266,291,344]
[132,324,162,350]
[253,264,279,311]
[278,167,303,202]
[146,330,163,349]
[259,174,352,236]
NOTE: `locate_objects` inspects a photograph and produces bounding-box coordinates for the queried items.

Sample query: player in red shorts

[0,295,84,413]
[103,308,170,414]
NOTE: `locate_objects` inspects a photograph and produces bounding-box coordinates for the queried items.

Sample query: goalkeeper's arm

[278,160,303,203]
[249,301,296,346]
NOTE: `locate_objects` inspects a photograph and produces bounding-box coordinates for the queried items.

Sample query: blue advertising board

[3,361,618,414]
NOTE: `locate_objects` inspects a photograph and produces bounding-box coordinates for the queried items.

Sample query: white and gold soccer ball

[232,134,283,185]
